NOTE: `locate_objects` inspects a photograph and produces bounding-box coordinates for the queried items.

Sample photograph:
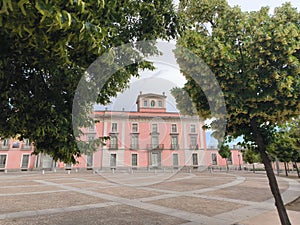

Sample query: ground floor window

[132,154,138,166]
[173,154,179,167]
[212,153,217,165]
[227,155,232,165]
[21,154,30,168]
[192,153,198,165]
[110,154,117,167]
[0,155,7,168]
[86,154,93,167]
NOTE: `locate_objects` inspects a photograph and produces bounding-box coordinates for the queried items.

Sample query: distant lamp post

[238,154,242,170]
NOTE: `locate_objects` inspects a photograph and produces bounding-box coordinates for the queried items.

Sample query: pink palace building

[0,93,243,171]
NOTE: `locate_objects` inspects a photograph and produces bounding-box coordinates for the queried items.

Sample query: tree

[0,0,179,163]
[268,119,300,177]
[289,118,300,178]
[175,1,300,224]
[243,147,262,173]
[170,87,198,116]
[268,131,295,176]
[218,142,231,171]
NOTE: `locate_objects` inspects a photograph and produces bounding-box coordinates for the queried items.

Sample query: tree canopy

[0,0,179,163]
[175,1,300,224]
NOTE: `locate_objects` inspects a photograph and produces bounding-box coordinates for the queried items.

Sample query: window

[88,125,95,132]
[0,155,7,168]
[192,153,198,165]
[109,136,118,149]
[190,124,196,133]
[151,135,159,149]
[88,135,95,142]
[12,141,20,148]
[151,100,155,107]
[131,134,139,149]
[143,100,148,107]
[152,124,158,133]
[23,139,30,147]
[111,123,118,132]
[227,155,232,165]
[132,123,138,133]
[190,136,198,149]
[171,136,178,149]
[173,154,179,167]
[21,154,30,168]
[110,154,117,167]
[2,139,9,146]
[158,100,162,108]
[171,124,177,133]
[132,154,138,166]
[212,153,217,165]
[87,154,93,167]
[0,139,9,150]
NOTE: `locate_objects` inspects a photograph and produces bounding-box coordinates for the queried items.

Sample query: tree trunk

[252,163,255,173]
[293,161,300,178]
[251,119,291,225]
[226,160,229,172]
[284,162,288,177]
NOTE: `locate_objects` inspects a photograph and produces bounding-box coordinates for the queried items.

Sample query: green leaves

[0,0,179,163]
[176,0,300,140]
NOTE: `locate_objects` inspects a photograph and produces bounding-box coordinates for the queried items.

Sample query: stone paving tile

[0,181,41,187]
[147,176,236,192]
[64,182,114,189]
[92,186,163,199]
[0,185,63,194]
[0,191,107,214]
[204,177,289,202]
[0,204,188,225]
[149,196,245,217]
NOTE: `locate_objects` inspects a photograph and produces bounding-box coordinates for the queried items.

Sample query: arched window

[151,100,155,107]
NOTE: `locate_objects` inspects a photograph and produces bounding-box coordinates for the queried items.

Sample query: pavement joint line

[137,174,246,202]
[0,184,49,189]
[0,189,69,197]
[184,193,274,208]
[0,202,120,220]
[93,172,196,184]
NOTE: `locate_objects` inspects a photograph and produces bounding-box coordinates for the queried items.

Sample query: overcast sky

[95,1,300,146]
[96,0,300,112]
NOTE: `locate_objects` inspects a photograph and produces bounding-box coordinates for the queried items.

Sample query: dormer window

[151,100,155,107]
[144,100,148,107]
[112,123,118,133]
[158,100,162,107]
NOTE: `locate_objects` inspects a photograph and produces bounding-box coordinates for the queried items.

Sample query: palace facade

[0,93,243,171]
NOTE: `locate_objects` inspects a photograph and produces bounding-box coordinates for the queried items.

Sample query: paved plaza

[0,170,299,225]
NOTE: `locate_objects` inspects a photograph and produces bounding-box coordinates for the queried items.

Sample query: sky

[94,0,300,147]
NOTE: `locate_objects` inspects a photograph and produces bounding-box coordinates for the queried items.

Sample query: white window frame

[132,123,138,133]
[171,124,177,133]
[2,139,9,146]
[173,153,179,167]
[190,124,196,133]
[20,154,30,168]
[158,100,163,108]
[111,123,118,133]
[143,100,148,107]
[86,153,94,167]
[131,153,138,167]
[150,100,155,107]
[152,124,158,133]
[0,154,8,169]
